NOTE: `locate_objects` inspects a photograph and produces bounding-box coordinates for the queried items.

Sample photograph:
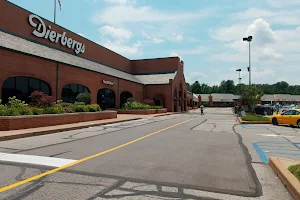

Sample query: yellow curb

[269,157,300,200]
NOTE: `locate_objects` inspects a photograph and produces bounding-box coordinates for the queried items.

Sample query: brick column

[209,95,213,107]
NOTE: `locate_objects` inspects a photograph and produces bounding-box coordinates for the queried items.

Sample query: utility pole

[243,36,253,85]
[236,69,242,84]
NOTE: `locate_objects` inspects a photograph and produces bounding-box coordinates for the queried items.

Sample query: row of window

[1,76,133,108]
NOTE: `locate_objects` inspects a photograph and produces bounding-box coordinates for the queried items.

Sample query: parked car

[270,109,300,127]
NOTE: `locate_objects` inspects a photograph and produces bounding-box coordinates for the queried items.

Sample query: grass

[241,113,269,122]
[288,164,300,181]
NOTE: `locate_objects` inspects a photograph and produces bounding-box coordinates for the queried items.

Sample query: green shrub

[87,104,101,112]
[151,106,163,109]
[43,105,65,114]
[0,107,20,116]
[32,107,44,115]
[19,106,33,115]
[76,92,91,105]
[74,105,89,112]
[123,101,151,110]
[74,101,86,106]
[7,96,27,108]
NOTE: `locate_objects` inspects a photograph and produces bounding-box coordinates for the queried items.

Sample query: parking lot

[0,107,296,199]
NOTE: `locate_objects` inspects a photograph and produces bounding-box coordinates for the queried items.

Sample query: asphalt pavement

[0,108,295,199]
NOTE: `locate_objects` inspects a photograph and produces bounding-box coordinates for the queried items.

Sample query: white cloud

[141,31,164,44]
[211,18,283,63]
[99,39,142,56]
[92,5,210,25]
[173,33,184,41]
[170,52,182,60]
[186,71,208,83]
[209,24,248,42]
[99,25,132,41]
[258,48,284,61]
[174,46,206,55]
[77,33,85,37]
[230,8,300,26]
[210,52,249,62]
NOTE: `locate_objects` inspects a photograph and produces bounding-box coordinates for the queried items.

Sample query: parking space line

[252,143,269,163]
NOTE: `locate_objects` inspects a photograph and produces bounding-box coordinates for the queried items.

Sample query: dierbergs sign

[28,14,85,54]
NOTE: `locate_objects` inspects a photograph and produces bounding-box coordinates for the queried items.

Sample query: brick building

[0,1,188,112]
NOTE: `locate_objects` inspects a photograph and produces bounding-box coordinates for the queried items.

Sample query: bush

[123,101,151,110]
[143,99,155,106]
[74,101,86,106]
[76,92,91,105]
[7,96,27,108]
[32,107,44,115]
[74,105,89,112]
[0,107,20,116]
[29,91,54,108]
[87,104,101,112]
[43,105,65,114]
[19,106,33,115]
[127,97,135,103]
[151,106,163,109]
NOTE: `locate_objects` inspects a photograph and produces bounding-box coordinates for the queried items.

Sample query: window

[1,76,51,104]
[61,84,90,103]
[283,110,295,115]
[97,88,116,108]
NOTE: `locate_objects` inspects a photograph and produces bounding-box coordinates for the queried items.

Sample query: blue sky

[8,0,300,86]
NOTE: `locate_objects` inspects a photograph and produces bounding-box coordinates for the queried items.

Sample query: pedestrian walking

[200,104,204,115]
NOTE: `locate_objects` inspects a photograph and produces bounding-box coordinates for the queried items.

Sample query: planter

[156,108,167,114]
[118,109,167,115]
[0,111,117,131]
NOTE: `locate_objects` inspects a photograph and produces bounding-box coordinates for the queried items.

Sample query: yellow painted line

[0,117,196,193]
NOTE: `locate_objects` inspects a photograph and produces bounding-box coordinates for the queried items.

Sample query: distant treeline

[187,80,300,95]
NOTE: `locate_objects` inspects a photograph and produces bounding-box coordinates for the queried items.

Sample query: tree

[240,86,262,112]
[191,81,201,94]
[234,83,247,95]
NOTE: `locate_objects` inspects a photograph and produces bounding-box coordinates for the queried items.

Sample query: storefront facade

[0,0,188,112]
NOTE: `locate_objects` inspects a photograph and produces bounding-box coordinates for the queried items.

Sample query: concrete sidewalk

[0,113,175,141]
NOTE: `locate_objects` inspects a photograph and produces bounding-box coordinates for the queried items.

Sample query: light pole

[236,69,242,84]
[243,36,252,85]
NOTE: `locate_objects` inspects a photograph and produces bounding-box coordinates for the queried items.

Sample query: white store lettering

[28,14,85,54]
[103,80,115,86]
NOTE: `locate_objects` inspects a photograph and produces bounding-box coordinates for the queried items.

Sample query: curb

[237,117,271,124]
[269,157,300,200]
[0,118,143,142]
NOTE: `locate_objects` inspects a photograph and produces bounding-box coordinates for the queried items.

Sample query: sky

[7,0,300,86]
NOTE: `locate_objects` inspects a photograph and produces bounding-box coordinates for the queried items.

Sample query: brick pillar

[209,95,213,107]
[198,95,202,107]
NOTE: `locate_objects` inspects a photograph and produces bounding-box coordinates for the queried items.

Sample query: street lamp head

[243,36,253,42]
[236,69,241,72]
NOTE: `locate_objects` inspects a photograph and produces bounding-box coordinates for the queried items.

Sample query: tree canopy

[187,80,299,95]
